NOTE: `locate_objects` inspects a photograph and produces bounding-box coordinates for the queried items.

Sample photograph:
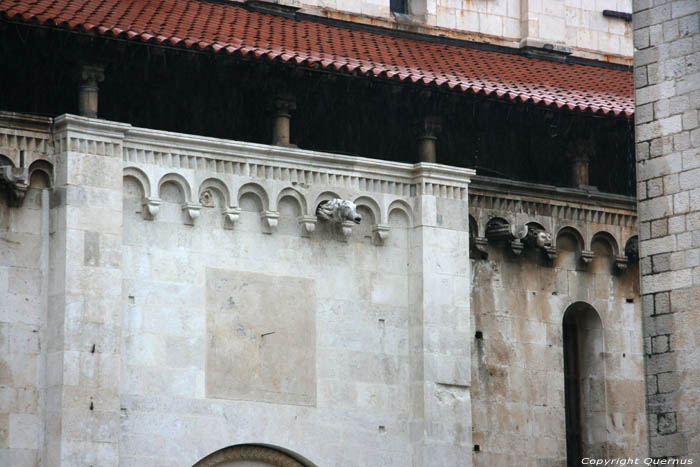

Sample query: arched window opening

[563,302,606,466]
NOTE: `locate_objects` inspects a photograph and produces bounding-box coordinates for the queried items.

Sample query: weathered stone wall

[0,114,52,467]
[117,124,473,466]
[469,180,647,465]
[633,0,700,460]
[1,112,652,466]
[0,115,471,467]
[0,187,45,467]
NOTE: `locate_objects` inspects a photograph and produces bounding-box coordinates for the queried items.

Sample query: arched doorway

[193,445,308,467]
[563,302,607,466]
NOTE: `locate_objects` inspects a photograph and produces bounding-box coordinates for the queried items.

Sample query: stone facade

[0,2,650,463]
[1,113,476,466]
[0,109,650,465]
[281,0,633,63]
[469,179,647,465]
[0,113,52,467]
[633,0,700,461]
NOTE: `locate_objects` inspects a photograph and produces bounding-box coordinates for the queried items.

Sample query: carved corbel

[223,207,241,230]
[298,215,317,237]
[0,166,29,207]
[580,250,594,264]
[182,202,202,225]
[340,220,355,240]
[372,224,391,245]
[142,197,162,220]
[509,224,528,255]
[510,239,525,256]
[471,237,489,259]
[199,189,215,208]
[615,256,629,271]
[524,227,555,262]
[261,210,280,234]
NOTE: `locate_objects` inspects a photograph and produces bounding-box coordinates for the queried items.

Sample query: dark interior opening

[563,311,583,467]
[0,22,636,195]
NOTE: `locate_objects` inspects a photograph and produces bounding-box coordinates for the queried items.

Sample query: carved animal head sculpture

[526,228,553,249]
[535,230,553,248]
[625,237,639,262]
[316,199,362,224]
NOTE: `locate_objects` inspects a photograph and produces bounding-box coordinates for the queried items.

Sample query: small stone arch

[486,216,509,228]
[124,167,152,198]
[158,172,192,203]
[526,221,546,232]
[277,187,307,215]
[353,195,381,225]
[28,159,53,188]
[556,226,586,253]
[199,177,232,208]
[590,231,619,257]
[193,444,315,467]
[238,182,270,212]
[387,200,413,227]
[0,154,14,167]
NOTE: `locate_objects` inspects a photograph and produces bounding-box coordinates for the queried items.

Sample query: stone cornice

[470,175,636,213]
[53,114,131,139]
[0,111,52,133]
[124,124,474,200]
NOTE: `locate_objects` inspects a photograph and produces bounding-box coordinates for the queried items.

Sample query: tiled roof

[1,0,634,117]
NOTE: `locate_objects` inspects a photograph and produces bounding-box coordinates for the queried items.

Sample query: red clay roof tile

[1,0,634,116]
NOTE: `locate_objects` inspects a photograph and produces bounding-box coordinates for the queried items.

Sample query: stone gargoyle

[525,228,553,249]
[316,199,362,224]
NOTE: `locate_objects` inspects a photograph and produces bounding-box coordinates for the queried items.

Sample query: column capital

[78,64,105,118]
[271,94,296,146]
[80,64,105,87]
[567,137,593,162]
[414,115,442,139]
[272,94,297,116]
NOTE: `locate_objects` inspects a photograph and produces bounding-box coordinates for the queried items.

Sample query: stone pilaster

[519,0,571,56]
[46,114,128,465]
[409,163,473,466]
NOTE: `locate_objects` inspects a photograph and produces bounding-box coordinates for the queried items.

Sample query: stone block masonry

[1,113,475,466]
[634,0,700,461]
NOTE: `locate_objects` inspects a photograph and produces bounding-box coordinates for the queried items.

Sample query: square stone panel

[206,268,316,406]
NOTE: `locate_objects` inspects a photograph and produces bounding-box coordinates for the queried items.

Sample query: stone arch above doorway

[193,445,307,467]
